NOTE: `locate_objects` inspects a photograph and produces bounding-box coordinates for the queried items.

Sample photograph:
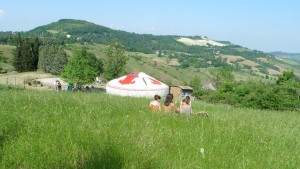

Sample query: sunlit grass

[0,89,299,168]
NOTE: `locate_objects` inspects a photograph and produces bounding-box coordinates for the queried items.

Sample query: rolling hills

[1,19,300,84]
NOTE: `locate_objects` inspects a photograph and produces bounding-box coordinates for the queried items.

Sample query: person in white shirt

[180,96,192,115]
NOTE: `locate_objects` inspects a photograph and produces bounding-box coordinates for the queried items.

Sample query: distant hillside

[24,20,278,71]
[269,51,300,57]
[1,19,300,81]
[26,19,185,54]
[269,51,300,63]
[1,19,268,58]
[24,19,267,57]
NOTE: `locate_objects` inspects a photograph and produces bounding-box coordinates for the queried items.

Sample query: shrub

[202,80,300,111]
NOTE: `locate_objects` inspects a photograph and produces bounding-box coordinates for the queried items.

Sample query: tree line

[13,35,127,88]
[13,34,39,72]
[190,69,300,111]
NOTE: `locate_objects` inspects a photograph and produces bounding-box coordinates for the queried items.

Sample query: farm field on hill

[0,88,299,168]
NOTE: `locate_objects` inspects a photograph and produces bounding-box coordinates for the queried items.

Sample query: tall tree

[38,44,51,72]
[61,48,99,87]
[0,51,6,63]
[38,44,67,75]
[209,67,234,87]
[189,76,202,98]
[103,41,128,80]
[30,37,40,70]
[51,46,67,75]
[13,33,23,72]
[13,35,40,72]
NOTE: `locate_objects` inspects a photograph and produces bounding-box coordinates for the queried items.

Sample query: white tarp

[106,72,169,97]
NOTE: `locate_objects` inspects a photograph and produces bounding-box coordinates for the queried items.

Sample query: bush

[32,80,41,85]
[0,67,7,74]
[202,80,300,111]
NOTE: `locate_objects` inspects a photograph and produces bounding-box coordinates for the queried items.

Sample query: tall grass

[0,89,299,168]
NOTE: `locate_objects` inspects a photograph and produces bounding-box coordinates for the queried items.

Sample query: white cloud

[0,10,5,18]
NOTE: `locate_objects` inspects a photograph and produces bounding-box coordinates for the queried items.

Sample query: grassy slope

[1,43,300,85]
[0,45,15,71]
[0,43,209,86]
[69,44,210,85]
[125,55,209,85]
[0,89,299,168]
[269,57,300,76]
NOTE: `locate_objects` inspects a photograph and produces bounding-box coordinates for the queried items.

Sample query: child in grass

[149,94,161,112]
[163,93,179,113]
[180,96,192,115]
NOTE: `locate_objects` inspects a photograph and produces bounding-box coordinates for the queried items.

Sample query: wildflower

[199,147,205,158]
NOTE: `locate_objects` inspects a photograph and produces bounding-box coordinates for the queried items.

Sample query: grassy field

[0,87,299,168]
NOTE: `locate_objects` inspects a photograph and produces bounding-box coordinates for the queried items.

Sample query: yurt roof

[106,72,169,97]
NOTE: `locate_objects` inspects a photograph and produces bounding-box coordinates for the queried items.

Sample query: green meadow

[0,88,299,168]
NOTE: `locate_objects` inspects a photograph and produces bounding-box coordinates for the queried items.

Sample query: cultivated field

[239,60,259,67]
[220,55,245,63]
[267,68,281,75]
[0,88,299,168]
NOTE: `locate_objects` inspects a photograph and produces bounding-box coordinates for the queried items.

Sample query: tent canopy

[106,72,169,97]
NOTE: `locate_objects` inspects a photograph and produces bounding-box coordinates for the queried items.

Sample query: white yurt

[106,72,169,97]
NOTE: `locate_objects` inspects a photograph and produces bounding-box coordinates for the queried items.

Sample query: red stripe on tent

[106,83,169,91]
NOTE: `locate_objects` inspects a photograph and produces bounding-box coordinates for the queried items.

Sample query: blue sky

[0,0,299,53]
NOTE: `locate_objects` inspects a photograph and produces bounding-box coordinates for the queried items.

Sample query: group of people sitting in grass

[149,93,192,115]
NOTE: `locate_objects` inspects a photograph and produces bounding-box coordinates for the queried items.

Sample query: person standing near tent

[180,96,192,115]
[163,93,178,113]
[53,80,58,91]
[149,94,161,112]
[57,80,62,91]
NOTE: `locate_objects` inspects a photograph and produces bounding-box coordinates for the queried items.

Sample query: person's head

[185,96,190,104]
[154,94,161,101]
[164,94,174,106]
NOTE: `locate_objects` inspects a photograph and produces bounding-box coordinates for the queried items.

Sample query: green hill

[1,19,300,82]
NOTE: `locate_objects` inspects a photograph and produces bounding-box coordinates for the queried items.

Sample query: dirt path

[0,72,63,90]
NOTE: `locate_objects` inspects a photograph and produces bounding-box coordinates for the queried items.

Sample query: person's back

[57,81,62,91]
[149,94,161,112]
[180,96,192,115]
[163,102,177,113]
[163,94,178,113]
